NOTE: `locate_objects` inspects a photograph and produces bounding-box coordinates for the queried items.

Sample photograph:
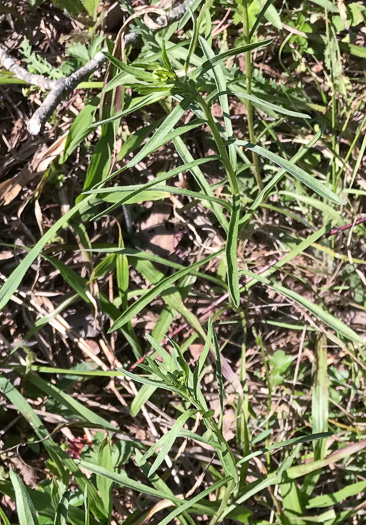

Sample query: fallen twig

[0,45,56,91]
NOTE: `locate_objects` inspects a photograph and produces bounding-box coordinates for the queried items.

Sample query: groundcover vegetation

[0,0,365,523]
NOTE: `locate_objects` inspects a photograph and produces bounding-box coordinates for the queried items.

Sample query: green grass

[0,0,366,524]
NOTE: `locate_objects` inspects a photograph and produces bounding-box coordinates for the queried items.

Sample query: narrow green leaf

[213,329,224,431]
[146,409,197,477]
[44,255,90,303]
[236,432,332,467]
[81,0,99,18]
[96,436,113,516]
[174,137,229,232]
[158,477,231,525]
[200,36,237,170]
[191,39,273,80]
[240,128,324,226]
[0,378,106,521]
[307,479,366,509]
[9,470,39,525]
[0,506,11,525]
[103,54,157,81]
[59,97,99,164]
[0,197,94,312]
[249,0,278,38]
[117,118,162,160]
[120,368,183,394]
[90,185,231,210]
[310,0,339,13]
[80,123,115,196]
[226,194,241,308]
[241,270,364,344]
[235,140,343,205]
[279,191,344,224]
[109,248,223,332]
[91,92,166,127]
[286,439,366,480]
[220,476,279,521]
[233,92,310,119]
[78,460,216,515]
[312,335,328,460]
[26,374,118,431]
[193,318,213,396]
[145,334,174,367]
[120,98,196,173]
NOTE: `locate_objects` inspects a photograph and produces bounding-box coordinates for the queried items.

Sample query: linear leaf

[159,477,230,525]
[0,378,106,521]
[78,460,215,516]
[9,470,39,525]
[233,92,310,119]
[226,194,241,307]
[26,374,118,431]
[146,409,197,476]
[89,156,218,221]
[212,329,224,431]
[54,489,70,525]
[200,36,237,170]
[109,249,223,332]
[0,197,94,312]
[235,140,343,204]
[173,137,229,232]
[241,271,364,344]
[191,39,273,80]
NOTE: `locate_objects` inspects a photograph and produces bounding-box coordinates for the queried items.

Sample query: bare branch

[0,1,193,136]
[0,45,56,91]
[27,0,193,135]
[27,50,108,135]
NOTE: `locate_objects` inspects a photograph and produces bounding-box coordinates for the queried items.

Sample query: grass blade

[241,272,364,344]
[9,470,39,525]
[235,140,343,205]
[146,409,197,477]
[226,194,241,308]
[109,249,223,332]
[0,197,94,311]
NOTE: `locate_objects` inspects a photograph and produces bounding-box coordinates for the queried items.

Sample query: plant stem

[209,479,236,525]
[197,93,240,195]
[242,0,262,190]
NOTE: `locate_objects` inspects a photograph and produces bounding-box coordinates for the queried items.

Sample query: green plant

[1,1,366,523]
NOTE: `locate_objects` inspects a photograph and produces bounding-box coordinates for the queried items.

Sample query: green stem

[197,93,240,195]
[209,479,236,525]
[242,0,262,190]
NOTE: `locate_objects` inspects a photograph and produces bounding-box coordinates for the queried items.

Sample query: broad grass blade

[9,470,39,525]
[54,490,70,525]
